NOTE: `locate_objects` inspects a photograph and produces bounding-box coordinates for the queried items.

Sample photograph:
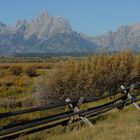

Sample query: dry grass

[17,104,140,140]
[48,107,140,140]
[0,52,140,140]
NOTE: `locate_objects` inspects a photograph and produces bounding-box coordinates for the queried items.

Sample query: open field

[0,51,140,139]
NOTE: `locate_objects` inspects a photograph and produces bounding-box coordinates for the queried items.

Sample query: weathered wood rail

[0,82,140,139]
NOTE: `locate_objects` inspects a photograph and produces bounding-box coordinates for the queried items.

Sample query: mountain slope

[90,23,140,52]
[0,11,97,55]
[0,11,140,55]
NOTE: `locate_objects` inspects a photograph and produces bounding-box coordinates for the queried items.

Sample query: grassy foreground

[18,104,140,140]
[0,52,140,140]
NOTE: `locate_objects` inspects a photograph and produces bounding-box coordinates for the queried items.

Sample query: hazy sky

[0,0,140,35]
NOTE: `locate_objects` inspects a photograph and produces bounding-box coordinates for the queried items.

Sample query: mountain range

[0,11,140,55]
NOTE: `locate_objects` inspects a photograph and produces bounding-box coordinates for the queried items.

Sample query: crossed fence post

[120,84,140,111]
[65,97,93,129]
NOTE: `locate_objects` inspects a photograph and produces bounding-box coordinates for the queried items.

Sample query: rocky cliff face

[0,11,140,55]
[24,11,72,39]
[0,11,97,55]
[91,23,140,52]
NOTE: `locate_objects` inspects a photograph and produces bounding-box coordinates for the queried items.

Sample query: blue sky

[0,0,140,35]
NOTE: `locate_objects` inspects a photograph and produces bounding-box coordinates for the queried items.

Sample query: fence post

[120,84,140,112]
[65,97,93,128]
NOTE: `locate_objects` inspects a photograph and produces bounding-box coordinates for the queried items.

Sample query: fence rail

[0,82,140,139]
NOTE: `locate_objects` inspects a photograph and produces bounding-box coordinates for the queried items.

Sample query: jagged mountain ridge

[90,23,140,52]
[0,11,140,55]
[0,11,97,55]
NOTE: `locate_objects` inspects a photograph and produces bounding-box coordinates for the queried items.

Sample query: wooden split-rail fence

[0,81,140,139]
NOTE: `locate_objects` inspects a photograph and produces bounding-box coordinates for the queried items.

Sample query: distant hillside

[90,23,140,52]
[0,11,140,55]
[0,11,97,55]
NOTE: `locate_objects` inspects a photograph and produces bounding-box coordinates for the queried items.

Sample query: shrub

[0,98,21,108]
[25,65,37,77]
[10,65,22,76]
[21,96,35,107]
[0,76,16,87]
[14,75,33,87]
[34,51,138,105]
[0,64,10,69]
[134,54,140,75]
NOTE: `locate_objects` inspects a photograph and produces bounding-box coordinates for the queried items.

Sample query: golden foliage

[35,51,140,104]
[24,65,37,77]
[9,65,22,75]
